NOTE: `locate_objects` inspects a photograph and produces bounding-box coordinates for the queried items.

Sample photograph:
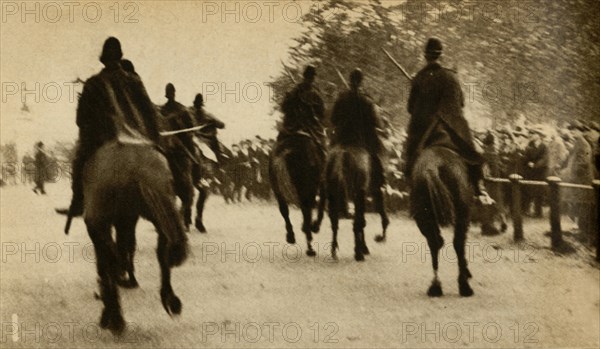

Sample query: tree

[269,0,600,130]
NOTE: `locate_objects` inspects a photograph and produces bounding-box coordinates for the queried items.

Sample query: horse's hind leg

[115,216,139,289]
[176,172,194,232]
[454,217,474,297]
[353,190,368,261]
[373,186,390,243]
[195,187,208,233]
[301,204,316,256]
[311,184,326,233]
[180,187,193,233]
[87,222,125,334]
[415,214,444,297]
[327,191,340,260]
[275,194,295,244]
[157,234,182,316]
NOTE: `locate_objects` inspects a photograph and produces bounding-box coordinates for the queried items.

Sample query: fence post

[509,174,523,241]
[594,180,600,262]
[547,176,563,250]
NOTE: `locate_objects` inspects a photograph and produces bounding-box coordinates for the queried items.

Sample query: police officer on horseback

[404,38,489,200]
[160,83,197,230]
[58,37,161,218]
[330,68,389,227]
[278,65,327,156]
[190,93,225,163]
[161,83,196,153]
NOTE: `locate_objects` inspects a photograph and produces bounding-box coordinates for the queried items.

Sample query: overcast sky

[0,1,324,152]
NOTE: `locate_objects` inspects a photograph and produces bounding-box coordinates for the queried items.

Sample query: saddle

[276,129,327,161]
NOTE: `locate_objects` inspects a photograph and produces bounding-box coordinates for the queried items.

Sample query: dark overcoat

[280,81,325,138]
[330,89,383,156]
[404,62,483,176]
[77,65,160,151]
[160,100,195,156]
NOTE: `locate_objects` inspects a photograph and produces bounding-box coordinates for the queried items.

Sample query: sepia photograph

[0,0,599,347]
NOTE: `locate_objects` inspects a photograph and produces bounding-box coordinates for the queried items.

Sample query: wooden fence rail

[484,175,600,261]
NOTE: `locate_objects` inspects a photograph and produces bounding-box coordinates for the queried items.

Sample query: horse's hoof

[310,222,320,233]
[169,295,183,315]
[459,273,474,297]
[427,281,443,297]
[459,282,474,297]
[306,249,316,257]
[286,235,296,244]
[195,220,207,233]
[162,293,182,316]
[361,245,370,255]
[374,235,386,243]
[120,278,139,289]
[354,253,365,262]
[100,308,125,335]
[331,252,338,260]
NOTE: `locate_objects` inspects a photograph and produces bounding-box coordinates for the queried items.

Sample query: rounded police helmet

[303,65,317,80]
[99,37,123,64]
[194,93,204,107]
[425,38,443,59]
[165,83,175,97]
[350,68,363,86]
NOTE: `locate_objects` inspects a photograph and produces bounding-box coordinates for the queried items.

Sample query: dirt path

[1,183,598,348]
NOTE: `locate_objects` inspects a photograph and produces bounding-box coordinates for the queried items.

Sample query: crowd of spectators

[4,119,598,239]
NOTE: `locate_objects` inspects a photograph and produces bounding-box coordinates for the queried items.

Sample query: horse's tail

[270,149,298,204]
[327,147,369,205]
[326,149,346,203]
[411,155,455,227]
[139,182,188,267]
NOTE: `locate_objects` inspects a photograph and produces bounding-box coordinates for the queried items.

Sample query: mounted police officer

[190,93,225,163]
[330,68,388,226]
[278,65,327,156]
[404,38,488,200]
[58,37,161,217]
[160,83,196,230]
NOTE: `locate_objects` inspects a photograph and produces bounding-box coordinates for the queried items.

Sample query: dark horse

[410,146,474,297]
[83,140,188,334]
[326,146,371,261]
[168,143,209,233]
[269,134,325,255]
